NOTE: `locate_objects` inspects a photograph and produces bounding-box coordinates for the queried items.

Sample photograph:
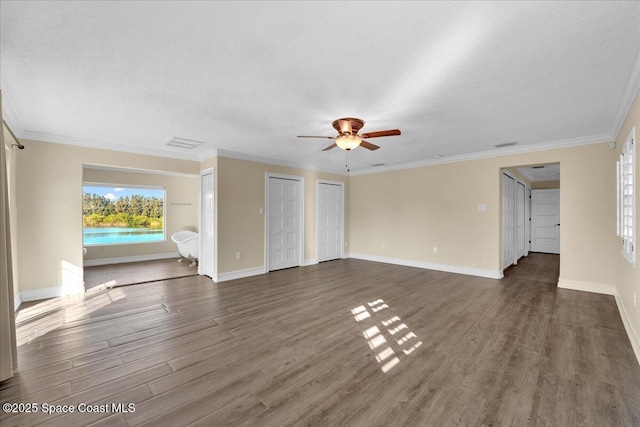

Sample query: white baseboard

[303,257,318,266]
[557,278,639,367]
[14,293,22,312]
[18,283,85,303]
[614,293,640,367]
[214,266,266,283]
[84,252,180,267]
[556,279,618,295]
[347,253,503,279]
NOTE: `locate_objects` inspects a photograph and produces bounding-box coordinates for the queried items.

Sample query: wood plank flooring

[2,254,639,426]
[83,258,198,289]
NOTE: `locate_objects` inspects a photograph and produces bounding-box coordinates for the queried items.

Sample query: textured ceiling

[1,1,639,174]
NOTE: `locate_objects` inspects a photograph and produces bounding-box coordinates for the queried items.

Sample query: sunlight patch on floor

[352,298,423,373]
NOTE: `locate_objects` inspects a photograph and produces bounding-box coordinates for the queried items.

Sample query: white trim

[348,253,503,279]
[14,293,21,312]
[611,48,640,139]
[316,179,345,263]
[350,134,610,176]
[557,278,640,367]
[303,258,318,266]
[525,184,531,256]
[614,292,640,367]
[199,167,215,277]
[619,127,636,265]
[0,87,23,133]
[83,163,199,178]
[19,283,85,302]
[556,279,617,295]
[213,266,265,283]
[83,252,179,267]
[218,149,347,176]
[265,172,305,272]
[17,129,214,161]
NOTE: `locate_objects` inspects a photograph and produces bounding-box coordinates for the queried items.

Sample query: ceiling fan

[298,117,401,151]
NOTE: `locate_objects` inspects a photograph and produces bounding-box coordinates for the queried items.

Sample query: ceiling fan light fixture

[335,134,362,151]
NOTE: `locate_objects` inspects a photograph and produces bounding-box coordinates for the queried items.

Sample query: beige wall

[532,180,560,190]
[614,88,640,347]
[82,168,198,261]
[215,156,348,274]
[350,142,618,287]
[3,125,20,297]
[16,140,200,292]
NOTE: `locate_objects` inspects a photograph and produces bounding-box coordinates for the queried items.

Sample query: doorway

[316,180,344,262]
[266,173,304,271]
[531,189,560,254]
[501,163,560,271]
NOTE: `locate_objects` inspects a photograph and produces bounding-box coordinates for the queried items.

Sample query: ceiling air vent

[167,137,205,149]
[372,163,385,167]
[532,165,545,169]
[494,141,518,148]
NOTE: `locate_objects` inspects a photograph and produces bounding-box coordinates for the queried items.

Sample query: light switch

[478,204,486,212]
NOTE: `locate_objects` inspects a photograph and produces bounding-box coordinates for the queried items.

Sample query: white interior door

[268,176,302,271]
[516,181,526,259]
[531,189,560,254]
[526,187,531,254]
[200,170,214,278]
[502,173,516,269]
[317,181,343,262]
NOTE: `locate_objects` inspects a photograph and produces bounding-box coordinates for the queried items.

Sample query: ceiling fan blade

[322,143,338,151]
[360,129,401,139]
[359,140,380,151]
[298,135,335,139]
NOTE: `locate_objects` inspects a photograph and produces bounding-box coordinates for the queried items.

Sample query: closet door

[502,173,516,269]
[317,181,344,262]
[268,176,302,271]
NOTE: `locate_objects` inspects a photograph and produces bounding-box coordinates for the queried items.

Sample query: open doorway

[501,163,560,272]
[82,164,200,288]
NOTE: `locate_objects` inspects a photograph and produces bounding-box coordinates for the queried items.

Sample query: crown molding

[611,45,640,140]
[83,163,199,177]
[0,86,24,134]
[21,129,201,161]
[216,149,348,176]
[349,133,612,176]
[17,129,206,162]
[197,149,218,162]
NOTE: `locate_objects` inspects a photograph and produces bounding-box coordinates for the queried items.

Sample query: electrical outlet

[433,247,438,254]
[381,242,385,249]
[235,252,241,260]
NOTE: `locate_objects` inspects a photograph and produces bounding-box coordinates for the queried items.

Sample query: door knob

[556,224,560,226]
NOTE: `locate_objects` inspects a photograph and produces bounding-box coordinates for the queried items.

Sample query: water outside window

[83,185,165,246]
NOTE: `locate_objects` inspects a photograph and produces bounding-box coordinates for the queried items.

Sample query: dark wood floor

[1,254,639,426]
[84,258,198,289]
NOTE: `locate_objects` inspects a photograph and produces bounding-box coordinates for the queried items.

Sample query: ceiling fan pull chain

[346,151,350,172]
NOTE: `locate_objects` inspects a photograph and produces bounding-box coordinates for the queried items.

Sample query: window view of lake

[83,185,165,246]
[83,227,164,245]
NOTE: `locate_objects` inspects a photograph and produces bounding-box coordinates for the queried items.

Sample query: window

[618,127,635,264]
[83,185,165,246]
